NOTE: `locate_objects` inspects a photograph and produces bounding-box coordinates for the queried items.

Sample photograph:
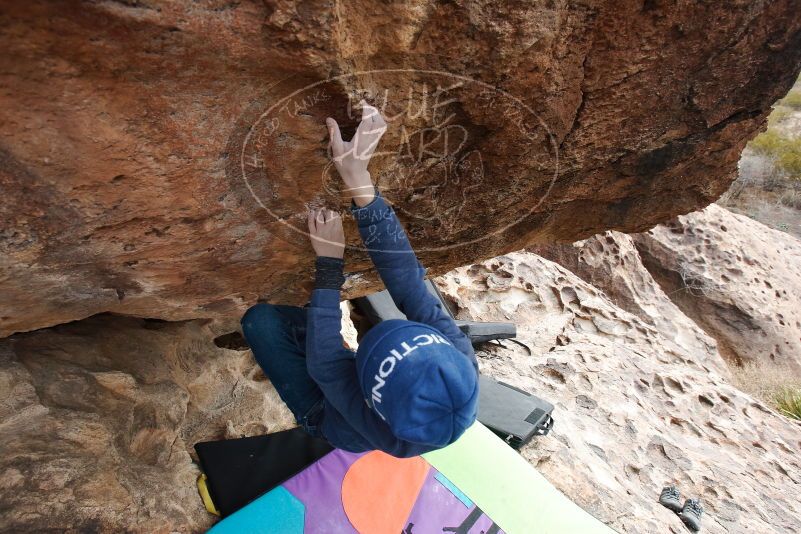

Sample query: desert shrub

[731,361,801,422]
[779,90,801,110]
[779,189,801,209]
[748,130,801,180]
[767,105,792,126]
[720,152,782,207]
[774,387,801,421]
[749,130,782,153]
[738,151,785,189]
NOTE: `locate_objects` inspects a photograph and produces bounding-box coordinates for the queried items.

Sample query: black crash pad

[195,427,333,517]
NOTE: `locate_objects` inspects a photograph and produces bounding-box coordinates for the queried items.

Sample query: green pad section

[423,423,615,534]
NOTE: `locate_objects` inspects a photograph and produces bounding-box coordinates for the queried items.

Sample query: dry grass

[719,90,801,237]
[774,388,801,421]
[779,90,801,110]
[748,130,801,179]
[767,105,793,126]
[746,81,801,180]
[731,361,801,421]
[718,151,801,238]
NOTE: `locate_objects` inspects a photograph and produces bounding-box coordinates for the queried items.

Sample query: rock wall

[0,316,294,532]
[3,0,801,336]
[437,252,801,534]
[633,204,801,373]
[530,231,727,377]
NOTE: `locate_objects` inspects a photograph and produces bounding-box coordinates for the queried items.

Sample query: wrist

[352,186,375,207]
[314,256,345,290]
[349,172,375,207]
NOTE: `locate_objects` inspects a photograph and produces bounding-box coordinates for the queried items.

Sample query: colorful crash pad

[341,453,430,533]
[208,422,614,534]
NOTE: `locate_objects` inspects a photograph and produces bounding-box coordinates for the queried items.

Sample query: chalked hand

[326,99,387,207]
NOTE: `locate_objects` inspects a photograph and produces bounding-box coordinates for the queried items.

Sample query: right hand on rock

[326,100,387,207]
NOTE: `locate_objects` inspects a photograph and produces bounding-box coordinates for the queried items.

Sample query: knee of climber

[240,303,283,343]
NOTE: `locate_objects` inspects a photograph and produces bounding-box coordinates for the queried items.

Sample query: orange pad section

[341,451,430,534]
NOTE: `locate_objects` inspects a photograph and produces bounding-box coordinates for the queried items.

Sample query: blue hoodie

[305,189,479,458]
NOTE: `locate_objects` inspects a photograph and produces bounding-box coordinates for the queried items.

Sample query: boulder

[633,204,801,373]
[530,231,727,377]
[0,315,294,532]
[437,252,801,534]
[3,1,801,336]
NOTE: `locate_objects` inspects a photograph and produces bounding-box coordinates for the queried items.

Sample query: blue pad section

[208,486,305,534]
[434,471,473,508]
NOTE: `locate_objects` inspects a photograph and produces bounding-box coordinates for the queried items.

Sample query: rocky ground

[634,205,801,374]
[530,231,727,378]
[2,206,800,533]
[0,317,295,532]
[438,251,801,534]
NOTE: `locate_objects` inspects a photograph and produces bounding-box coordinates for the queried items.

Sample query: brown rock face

[2,1,801,336]
[0,315,295,532]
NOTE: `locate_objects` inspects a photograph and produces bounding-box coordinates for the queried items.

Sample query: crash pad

[422,423,615,534]
[208,422,614,534]
[341,453,430,533]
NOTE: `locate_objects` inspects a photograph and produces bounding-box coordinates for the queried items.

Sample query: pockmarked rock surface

[436,252,801,534]
[530,231,727,377]
[633,204,801,373]
[3,1,801,336]
[2,251,800,532]
[0,316,294,533]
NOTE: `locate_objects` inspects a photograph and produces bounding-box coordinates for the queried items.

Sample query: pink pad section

[341,451,430,534]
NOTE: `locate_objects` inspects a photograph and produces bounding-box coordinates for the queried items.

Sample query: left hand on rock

[307,208,345,259]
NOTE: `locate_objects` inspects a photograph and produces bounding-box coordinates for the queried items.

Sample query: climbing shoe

[679,498,703,532]
[658,486,683,513]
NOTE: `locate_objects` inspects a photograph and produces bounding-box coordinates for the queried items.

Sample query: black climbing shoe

[659,486,683,513]
[679,498,703,532]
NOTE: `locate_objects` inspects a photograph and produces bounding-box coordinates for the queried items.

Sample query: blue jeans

[241,303,325,438]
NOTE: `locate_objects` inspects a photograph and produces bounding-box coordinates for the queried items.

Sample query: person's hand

[326,99,387,207]
[307,208,345,259]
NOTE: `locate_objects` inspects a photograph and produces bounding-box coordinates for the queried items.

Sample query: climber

[240,101,480,458]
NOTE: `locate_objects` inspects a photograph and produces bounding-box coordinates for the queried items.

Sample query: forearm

[351,187,419,269]
[351,189,476,363]
[314,256,345,290]
[306,258,349,378]
[305,285,359,398]
[305,296,351,381]
[351,190,427,313]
